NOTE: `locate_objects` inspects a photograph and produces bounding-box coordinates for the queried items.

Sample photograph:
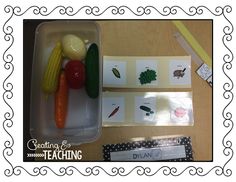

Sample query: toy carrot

[108,106,119,118]
[55,70,68,129]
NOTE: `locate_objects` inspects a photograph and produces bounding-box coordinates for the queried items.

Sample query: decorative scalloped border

[2,5,233,177]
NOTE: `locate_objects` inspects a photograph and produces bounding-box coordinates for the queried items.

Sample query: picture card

[136,60,158,86]
[102,97,125,123]
[134,96,157,123]
[103,60,127,85]
[169,60,191,85]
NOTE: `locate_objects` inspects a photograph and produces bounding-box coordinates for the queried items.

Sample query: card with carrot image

[102,97,125,123]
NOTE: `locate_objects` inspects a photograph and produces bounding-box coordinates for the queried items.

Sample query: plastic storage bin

[30,21,102,144]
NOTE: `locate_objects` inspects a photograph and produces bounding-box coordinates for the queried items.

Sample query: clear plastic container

[30,21,102,144]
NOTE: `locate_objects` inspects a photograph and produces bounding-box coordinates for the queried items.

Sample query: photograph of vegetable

[139,105,154,116]
[108,106,120,118]
[112,67,121,78]
[139,69,157,85]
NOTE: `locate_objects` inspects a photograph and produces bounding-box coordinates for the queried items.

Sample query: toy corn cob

[42,41,63,97]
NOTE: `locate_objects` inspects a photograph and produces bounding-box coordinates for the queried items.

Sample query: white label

[110,145,186,161]
[196,63,212,80]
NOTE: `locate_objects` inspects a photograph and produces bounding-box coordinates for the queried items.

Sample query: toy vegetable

[55,70,68,129]
[85,43,99,98]
[42,41,63,96]
[65,60,85,89]
[62,34,87,60]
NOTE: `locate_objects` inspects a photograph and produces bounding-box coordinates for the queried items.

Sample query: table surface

[72,20,213,161]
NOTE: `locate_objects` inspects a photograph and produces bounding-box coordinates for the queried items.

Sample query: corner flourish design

[2,4,233,177]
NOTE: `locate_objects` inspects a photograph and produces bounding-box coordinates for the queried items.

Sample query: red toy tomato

[65,61,85,89]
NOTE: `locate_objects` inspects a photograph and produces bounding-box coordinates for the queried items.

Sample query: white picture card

[103,60,127,85]
[169,60,191,85]
[136,60,158,86]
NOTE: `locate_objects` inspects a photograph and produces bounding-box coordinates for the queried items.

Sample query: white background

[0,0,235,181]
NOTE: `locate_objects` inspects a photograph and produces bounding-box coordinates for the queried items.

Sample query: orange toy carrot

[55,70,68,129]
